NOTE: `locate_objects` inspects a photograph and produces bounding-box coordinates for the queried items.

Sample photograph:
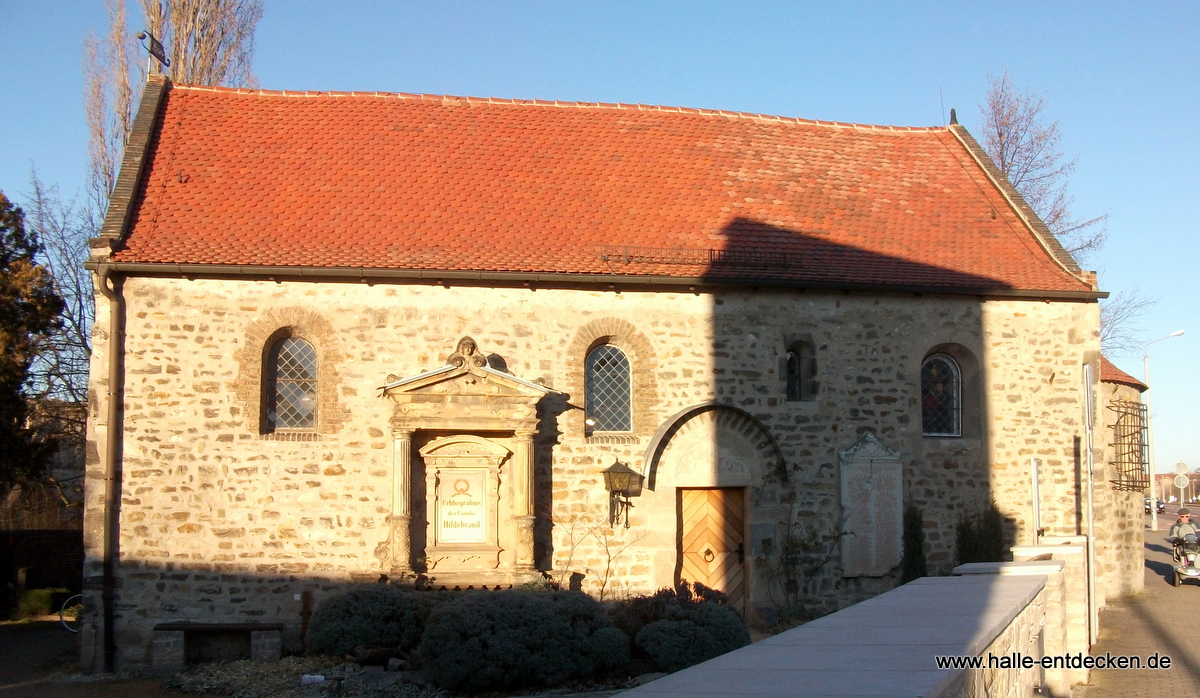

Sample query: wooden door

[679,488,746,614]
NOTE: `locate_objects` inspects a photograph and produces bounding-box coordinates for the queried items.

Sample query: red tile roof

[112,83,1093,294]
[1100,356,1148,392]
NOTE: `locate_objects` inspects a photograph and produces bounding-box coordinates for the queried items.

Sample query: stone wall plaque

[839,433,903,577]
[437,469,487,544]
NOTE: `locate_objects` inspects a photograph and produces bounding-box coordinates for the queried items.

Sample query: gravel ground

[0,621,639,698]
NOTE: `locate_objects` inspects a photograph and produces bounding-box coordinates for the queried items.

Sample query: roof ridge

[170,83,947,133]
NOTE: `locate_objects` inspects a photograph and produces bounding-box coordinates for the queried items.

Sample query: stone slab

[619,574,1047,698]
[953,560,1065,576]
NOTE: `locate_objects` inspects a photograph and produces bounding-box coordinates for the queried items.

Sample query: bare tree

[979,71,1151,352]
[1100,288,1157,359]
[15,0,264,467]
[83,0,262,204]
[83,0,140,207]
[141,0,263,88]
[24,175,95,422]
[979,70,1107,261]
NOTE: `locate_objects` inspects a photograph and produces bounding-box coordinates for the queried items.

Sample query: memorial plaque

[437,469,487,543]
[839,434,903,577]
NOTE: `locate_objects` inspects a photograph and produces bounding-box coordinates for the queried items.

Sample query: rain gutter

[80,261,1107,302]
[94,264,124,674]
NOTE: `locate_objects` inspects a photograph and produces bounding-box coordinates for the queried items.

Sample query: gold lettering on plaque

[437,469,486,543]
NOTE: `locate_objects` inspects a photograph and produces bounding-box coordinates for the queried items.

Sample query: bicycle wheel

[60,594,83,633]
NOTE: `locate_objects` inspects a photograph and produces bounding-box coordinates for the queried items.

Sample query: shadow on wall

[625,217,1020,623]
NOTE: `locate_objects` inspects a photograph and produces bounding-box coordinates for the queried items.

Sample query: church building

[80,75,1142,670]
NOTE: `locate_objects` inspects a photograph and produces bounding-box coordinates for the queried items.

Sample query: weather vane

[136,30,171,73]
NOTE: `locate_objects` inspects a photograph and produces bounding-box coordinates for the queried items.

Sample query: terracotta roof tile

[113,84,1092,293]
[1100,356,1148,392]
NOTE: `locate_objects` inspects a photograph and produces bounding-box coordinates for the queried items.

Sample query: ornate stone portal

[379,337,549,586]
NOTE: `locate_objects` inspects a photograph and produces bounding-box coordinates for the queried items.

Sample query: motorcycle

[1172,533,1200,587]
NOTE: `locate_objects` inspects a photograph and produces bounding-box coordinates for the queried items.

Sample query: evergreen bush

[634,602,750,672]
[305,585,453,656]
[607,582,749,672]
[955,501,1007,564]
[418,590,629,692]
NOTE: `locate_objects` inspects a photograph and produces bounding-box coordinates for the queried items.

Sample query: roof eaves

[83,260,1109,301]
[947,124,1087,282]
[91,75,171,261]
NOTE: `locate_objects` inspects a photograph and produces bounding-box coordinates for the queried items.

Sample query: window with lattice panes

[921,354,961,437]
[585,344,632,432]
[267,337,318,431]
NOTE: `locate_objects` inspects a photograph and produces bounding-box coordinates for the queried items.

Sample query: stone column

[513,430,536,570]
[388,428,414,576]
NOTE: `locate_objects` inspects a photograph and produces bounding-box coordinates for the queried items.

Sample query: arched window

[786,341,817,401]
[585,344,632,432]
[267,337,318,431]
[921,354,961,437]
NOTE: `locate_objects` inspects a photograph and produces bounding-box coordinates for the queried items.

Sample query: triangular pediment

[839,432,901,463]
[380,336,551,402]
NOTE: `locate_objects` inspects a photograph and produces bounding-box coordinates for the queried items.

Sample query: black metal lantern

[601,461,643,527]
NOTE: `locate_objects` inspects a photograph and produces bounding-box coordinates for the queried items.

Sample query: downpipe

[95,264,124,673]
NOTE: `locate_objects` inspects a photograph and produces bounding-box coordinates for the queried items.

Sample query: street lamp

[1145,330,1185,531]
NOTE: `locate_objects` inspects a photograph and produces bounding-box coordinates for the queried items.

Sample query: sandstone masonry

[79,276,1135,670]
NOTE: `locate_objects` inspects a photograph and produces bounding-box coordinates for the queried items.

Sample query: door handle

[737,542,745,563]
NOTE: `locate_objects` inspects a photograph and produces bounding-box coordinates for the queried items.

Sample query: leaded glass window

[585,345,632,432]
[786,341,817,401]
[921,354,960,437]
[268,337,317,430]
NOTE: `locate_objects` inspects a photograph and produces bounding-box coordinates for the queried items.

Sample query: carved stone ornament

[448,336,488,369]
[380,336,552,433]
[838,432,901,463]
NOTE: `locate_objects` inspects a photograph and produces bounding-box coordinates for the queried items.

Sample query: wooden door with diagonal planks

[678,488,746,614]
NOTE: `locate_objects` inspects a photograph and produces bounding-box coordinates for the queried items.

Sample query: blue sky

[2,1,1196,471]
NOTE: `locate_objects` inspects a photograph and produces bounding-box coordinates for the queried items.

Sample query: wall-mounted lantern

[601,460,644,528]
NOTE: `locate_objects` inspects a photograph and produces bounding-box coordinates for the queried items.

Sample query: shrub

[634,601,750,672]
[956,501,1007,565]
[418,590,629,691]
[17,587,68,618]
[606,582,749,672]
[305,585,453,656]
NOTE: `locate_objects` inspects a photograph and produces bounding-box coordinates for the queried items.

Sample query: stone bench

[152,622,283,672]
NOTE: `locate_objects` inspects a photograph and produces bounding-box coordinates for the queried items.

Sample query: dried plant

[979,69,1108,262]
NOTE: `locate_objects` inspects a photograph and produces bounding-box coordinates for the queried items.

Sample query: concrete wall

[82,276,1120,669]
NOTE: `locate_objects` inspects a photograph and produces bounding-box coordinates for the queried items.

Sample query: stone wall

[82,276,1122,669]
[1093,380,1147,601]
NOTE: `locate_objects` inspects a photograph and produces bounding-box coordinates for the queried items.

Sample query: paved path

[0,620,177,698]
[1074,509,1200,697]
